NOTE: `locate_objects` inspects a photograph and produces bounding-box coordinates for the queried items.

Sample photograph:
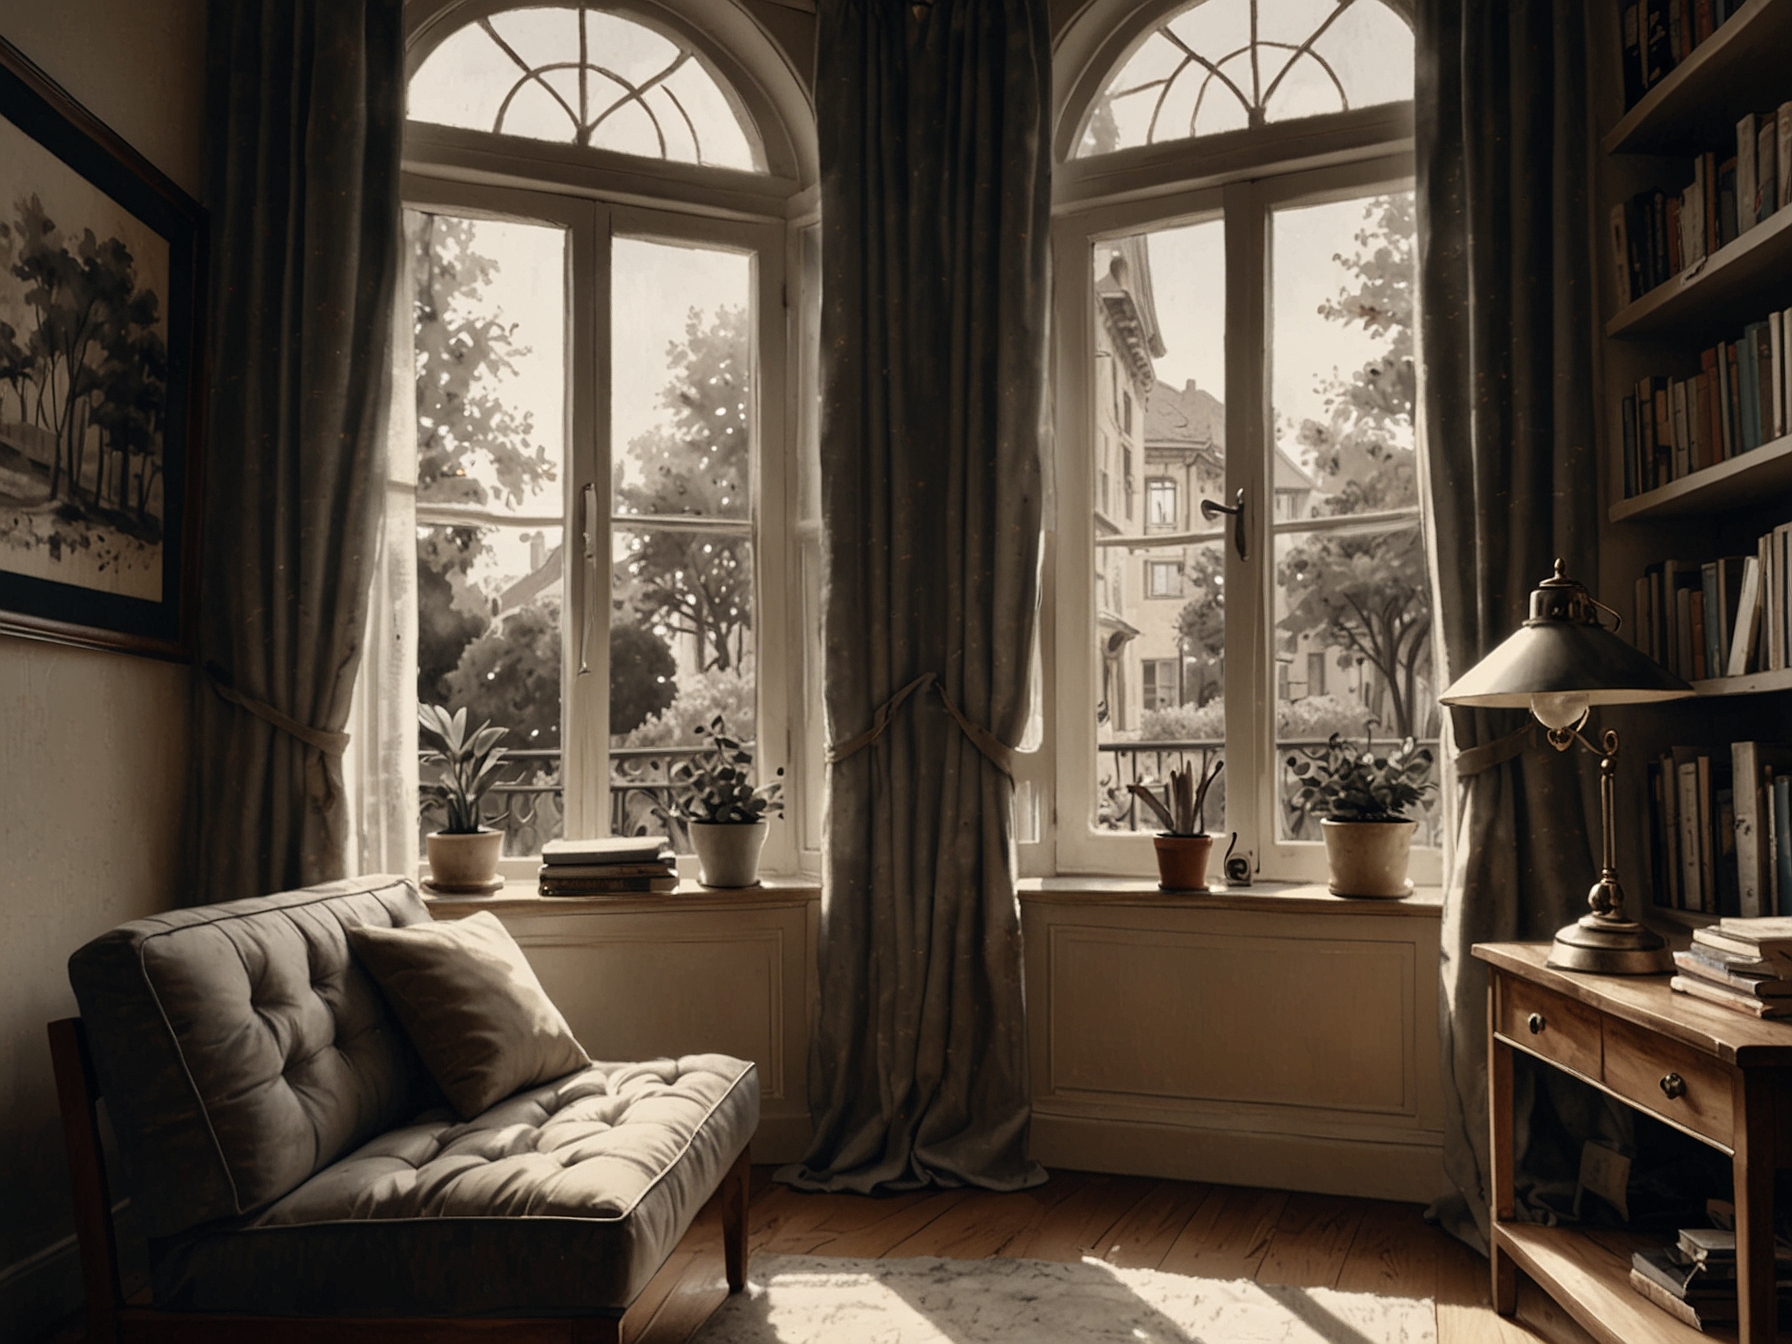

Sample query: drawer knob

[1527,1013,1545,1034]
[1660,1073,1686,1100]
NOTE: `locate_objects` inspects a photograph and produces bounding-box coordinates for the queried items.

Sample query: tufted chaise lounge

[51,875,758,1343]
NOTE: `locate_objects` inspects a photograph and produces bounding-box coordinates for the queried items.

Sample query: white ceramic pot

[424,830,504,891]
[690,821,768,888]
[1321,818,1417,898]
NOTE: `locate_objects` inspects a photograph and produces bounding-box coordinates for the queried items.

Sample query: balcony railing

[419,744,715,856]
[1099,736,1442,847]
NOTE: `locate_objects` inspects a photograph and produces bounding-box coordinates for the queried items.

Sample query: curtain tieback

[828,672,1014,778]
[205,662,350,757]
[1452,723,1534,778]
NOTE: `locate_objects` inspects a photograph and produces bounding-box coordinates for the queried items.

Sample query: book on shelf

[1622,0,1745,110]
[534,859,677,880]
[1617,315,1792,500]
[538,874,680,897]
[1646,745,1792,915]
[1632,527,1792,680]
[1672,946,1792,995]
[540,835,672,865]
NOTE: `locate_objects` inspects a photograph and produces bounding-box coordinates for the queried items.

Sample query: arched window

[357,2,818,882]
[1076,0,1414,154]
[1047,0,1433,885]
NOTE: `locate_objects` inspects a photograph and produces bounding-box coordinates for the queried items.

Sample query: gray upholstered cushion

[348,910,590,1119]
[67,876,434,1238]
[149,1055,759,1317]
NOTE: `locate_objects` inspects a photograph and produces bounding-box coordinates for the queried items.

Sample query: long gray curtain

[1418,0,1616,1248]
[190,0,403,903]
[781,0,1049,1193]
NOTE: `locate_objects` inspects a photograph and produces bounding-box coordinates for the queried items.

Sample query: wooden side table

[1475,942,1792,1344]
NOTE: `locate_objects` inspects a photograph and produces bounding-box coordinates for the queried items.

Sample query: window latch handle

[577,483,597,676]
[1199,488,1247,561]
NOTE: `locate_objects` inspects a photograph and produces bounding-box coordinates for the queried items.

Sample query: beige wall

[0,2,203,1335]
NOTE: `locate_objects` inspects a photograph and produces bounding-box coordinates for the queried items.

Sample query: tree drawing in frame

[0,38,202,658]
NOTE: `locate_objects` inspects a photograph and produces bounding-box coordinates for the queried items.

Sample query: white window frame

[1038,8,1430,885]
[1145,558,1181,599]
[383,1,819,881]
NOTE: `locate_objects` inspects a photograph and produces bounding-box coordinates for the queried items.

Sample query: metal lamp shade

[1439,618,1694,707]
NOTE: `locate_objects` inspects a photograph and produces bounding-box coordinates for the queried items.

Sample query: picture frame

[0,36,205,661]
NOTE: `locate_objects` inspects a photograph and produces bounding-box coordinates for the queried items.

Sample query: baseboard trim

[1028,1110,1448,1204]
[0,1231,81,1344]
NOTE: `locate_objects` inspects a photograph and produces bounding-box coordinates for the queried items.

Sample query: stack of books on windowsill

[1631,1225,1792,1331]
[1670,919,1792,1018]
[538,835,677,897]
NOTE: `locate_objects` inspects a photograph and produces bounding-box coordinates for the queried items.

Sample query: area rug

[692,1254,1435,1343]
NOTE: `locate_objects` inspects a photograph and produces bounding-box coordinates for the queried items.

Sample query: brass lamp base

[1546,912,1672,976]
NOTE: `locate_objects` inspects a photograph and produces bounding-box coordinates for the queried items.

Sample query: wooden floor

[621,1166,1602,1344]
[36,1168,1598,1343]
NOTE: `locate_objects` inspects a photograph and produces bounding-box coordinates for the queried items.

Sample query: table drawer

[1603,1016,1735,1145]
[1496,974,1602,1078]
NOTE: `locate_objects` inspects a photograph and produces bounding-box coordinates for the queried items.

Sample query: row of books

[1647,743,1792,918]
[1619,313,1792,498]
[1630,527,1792,682]
[1630,1218,1792,1329]
[1620,0,1745,111]
[1672,918,1792,1019]
[537,835,677,897]
[1611,107,1792,305]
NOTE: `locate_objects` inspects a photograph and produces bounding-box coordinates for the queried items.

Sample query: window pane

[409,212,565,516]
[1076,0,1412,157]
[409,6,763,171]
[610,525,755,847]
[612,237,752,520]
[416,522,566,854]
[1273,524,1438,845]
[411,210,567,857]
[1093,218,1226,834]
[1271,191,1416,517]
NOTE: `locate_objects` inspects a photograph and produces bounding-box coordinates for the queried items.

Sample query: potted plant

[1129,759,1225,891]
[418,704,510,892]
[1287,733,1436,898]
[659,716,784,888]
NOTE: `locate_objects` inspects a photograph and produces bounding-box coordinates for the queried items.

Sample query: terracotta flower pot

[690,821,768,888]
[1153,833,1214,892]
[425,829,504,892]
[1321,817,1417,898]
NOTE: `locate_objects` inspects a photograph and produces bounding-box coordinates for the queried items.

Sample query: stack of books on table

[1671,918,1792,1018]
[1631,1226,1792,1331]
[538,836,677,897]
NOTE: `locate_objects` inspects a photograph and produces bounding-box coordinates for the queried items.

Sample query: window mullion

[1221,178,1269,872]
[565,198,610,838]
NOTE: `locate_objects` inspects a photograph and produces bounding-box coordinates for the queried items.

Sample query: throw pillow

[349,910,589,1119]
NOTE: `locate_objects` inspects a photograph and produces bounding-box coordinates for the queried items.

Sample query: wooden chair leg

[722,1146,750,1293]
[47,1019,122,1344]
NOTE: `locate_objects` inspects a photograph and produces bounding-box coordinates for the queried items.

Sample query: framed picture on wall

[0,36,204,660]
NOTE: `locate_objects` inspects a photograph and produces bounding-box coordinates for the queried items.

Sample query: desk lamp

[1439,560,1693,974]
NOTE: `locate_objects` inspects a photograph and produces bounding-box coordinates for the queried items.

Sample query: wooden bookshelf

[1689,666,1792,697]
[1495,1222,1726,1344]
[1604,0,1792,155]
[1609,434,1792,520]
[1606,204,1792,342]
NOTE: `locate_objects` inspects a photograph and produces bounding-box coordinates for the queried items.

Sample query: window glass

[608,237,756,845]
[1092,219,1226,836]
[410,5,763,171]
[409,209,568,854]
[1269,189,1437,846]
[1077,0,1413,157]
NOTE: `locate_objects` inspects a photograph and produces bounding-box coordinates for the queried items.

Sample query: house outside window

[358,3,816,881]
[1141,658,1179,712]
[1048,0,1437,882]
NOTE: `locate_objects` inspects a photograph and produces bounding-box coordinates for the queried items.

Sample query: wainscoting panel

[428,882,819,1163]
[1020,882,1446,1203]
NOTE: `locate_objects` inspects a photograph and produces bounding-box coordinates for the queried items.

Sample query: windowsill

[1017,875,1444,917]
[423,873,821,914]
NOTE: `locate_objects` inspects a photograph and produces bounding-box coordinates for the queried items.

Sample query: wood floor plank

[1333,1199,1440,1299]
[1157,1184,1289,1281]
[1434,1233,1549,1344]
[1256,1192,1370,1289]
[811,1189,972,1258]
[1099,1179,1211,1269]
[995,1173,1157,1263]
[883,1187,1063,1260]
